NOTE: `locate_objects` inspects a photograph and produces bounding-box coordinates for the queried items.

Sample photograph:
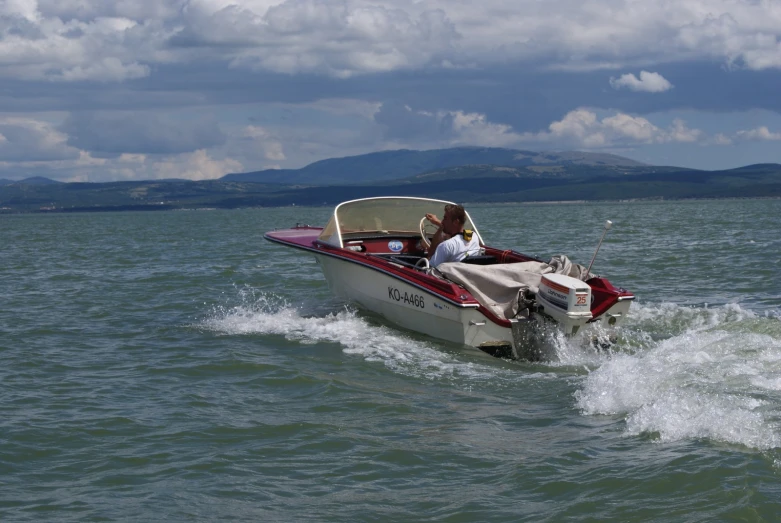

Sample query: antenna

[586,220,612,275]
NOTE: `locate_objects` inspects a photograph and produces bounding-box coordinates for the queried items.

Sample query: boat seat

[461,255,497,265]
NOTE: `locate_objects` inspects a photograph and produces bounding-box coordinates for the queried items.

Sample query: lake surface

[2,199,780,521]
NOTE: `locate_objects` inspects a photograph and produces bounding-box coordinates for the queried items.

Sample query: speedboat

[264,197,634,359]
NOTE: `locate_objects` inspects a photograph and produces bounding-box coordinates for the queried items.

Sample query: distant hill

[0,176,62,185]
[221,147,647,185]
[2,162,780,213]
[217,164,781,206]
[386,163,688,185]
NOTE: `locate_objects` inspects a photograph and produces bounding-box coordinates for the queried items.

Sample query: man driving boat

[425,204,481,268]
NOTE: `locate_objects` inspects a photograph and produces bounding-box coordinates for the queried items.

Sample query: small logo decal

[388,240,403,252]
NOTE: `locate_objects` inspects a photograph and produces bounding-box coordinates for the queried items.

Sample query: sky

[1,0,781,182]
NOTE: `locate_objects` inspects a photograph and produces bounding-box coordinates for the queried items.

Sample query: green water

[2,200,780,521]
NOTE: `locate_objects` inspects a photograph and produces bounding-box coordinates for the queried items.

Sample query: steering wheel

[419,216,437,249]
[415,257,430,271]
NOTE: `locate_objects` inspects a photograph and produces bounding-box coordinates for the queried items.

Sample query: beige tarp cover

[435,255,592,320]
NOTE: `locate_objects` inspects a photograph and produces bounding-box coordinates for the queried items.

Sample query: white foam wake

[575,302,781,450]
[200,288,548,384]
[202,289,781,450]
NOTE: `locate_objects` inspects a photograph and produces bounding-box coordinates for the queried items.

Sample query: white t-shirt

[429,233,481,267]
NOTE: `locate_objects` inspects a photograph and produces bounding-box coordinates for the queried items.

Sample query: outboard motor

[536,274,592,335]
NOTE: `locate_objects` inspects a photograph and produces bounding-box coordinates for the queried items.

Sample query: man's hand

[425,213,441,227]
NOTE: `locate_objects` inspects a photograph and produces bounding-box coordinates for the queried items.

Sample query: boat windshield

[317,197,479,247]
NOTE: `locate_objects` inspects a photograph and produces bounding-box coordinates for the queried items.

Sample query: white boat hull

[314,253,515,348]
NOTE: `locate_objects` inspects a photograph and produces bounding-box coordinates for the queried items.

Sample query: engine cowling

[536,273,593,335]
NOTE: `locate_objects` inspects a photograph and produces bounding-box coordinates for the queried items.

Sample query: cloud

[735,126,781,141]
[0,10,160,82]
[3,102,780,183]
[149,149,244,181]
[57,149,244,182]
[675,11,781,71]
[373,103,720,151]
[446,110,522,147]
[61,112,226,156]
[54,58,150,83]
[710,133,733,146]
[374,102,523,147]
[523,109,704,148]
[0,0,777,85]
[374,101,444,140]
[0,117,80,161]
[179,1,781,75]
[236,2,459,78]
[3,0,40,21]
[36,0,181,21]
[667,118,702,143]
[243,125,286,161]
[610,71,673,93]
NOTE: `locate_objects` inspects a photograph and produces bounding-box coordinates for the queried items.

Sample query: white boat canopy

[317,196,483,248]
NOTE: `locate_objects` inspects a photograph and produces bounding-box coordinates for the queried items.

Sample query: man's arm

[425,214,449,260]
[427,225,447,260]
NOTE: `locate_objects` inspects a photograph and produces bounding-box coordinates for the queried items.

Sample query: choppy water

[2,199,781,521]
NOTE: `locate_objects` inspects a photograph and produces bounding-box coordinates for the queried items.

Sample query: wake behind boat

[264,197,634,360]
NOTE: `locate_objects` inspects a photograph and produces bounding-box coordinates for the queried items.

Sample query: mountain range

[1,147,780,213]
[221,147,648,184]
[0,176,64,186]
